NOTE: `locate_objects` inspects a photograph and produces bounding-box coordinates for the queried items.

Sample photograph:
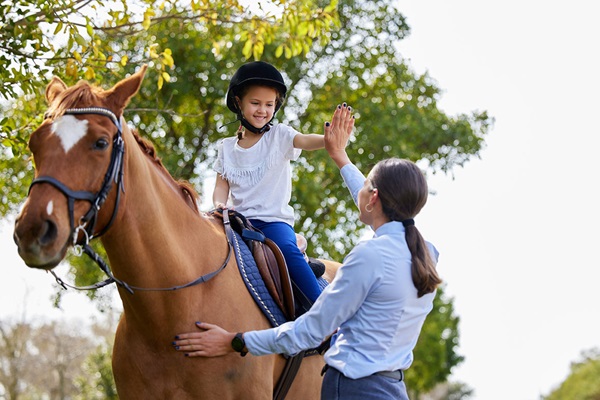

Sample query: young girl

[213,61,331,303]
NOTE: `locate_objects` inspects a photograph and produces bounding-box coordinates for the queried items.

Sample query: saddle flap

[263,238,295,320]
[214,209,296,320]
[252,241,284,311]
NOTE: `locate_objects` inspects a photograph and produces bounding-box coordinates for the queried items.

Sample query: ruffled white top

[213,124,302,226]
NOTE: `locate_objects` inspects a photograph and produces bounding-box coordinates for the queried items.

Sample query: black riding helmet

[226,61,287,134]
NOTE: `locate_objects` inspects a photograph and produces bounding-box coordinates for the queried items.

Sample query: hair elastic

[402,218,414,228]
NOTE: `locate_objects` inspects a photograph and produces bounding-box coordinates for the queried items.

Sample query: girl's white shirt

[213,124,302,226]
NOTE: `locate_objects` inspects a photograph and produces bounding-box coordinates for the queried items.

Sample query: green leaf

[242,39,253,59]
[54,21,64,35]
[297,22,309,36]
[324,0,338,13]
[74,33,87,47]
[275,44,284,58]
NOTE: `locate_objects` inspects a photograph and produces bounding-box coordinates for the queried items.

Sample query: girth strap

[274,351,307,400]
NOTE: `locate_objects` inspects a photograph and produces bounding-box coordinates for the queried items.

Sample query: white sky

[1,1,599,399]
[396,0,600,398]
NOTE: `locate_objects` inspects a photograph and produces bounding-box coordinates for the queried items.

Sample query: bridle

[32,108,125,247]
[30,107,231,294]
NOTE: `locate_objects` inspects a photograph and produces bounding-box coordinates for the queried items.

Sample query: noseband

[30,107,231,294]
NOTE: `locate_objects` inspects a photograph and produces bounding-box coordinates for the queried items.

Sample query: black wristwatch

[231,332,248,357]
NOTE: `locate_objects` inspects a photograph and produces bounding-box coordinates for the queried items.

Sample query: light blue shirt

[245,163,438,379]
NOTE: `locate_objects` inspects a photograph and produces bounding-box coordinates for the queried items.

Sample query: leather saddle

[212,209,315,320]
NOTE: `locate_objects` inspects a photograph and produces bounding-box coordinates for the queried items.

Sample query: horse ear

[45,77,68,105]
[106,65,148,113]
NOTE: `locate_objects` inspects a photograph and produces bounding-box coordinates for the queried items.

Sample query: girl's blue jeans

[249,219,322,303]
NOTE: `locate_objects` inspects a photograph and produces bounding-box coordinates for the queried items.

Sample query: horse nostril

[38,219,58,246]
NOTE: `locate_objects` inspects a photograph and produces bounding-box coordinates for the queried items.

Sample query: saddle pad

[231,230,288,327]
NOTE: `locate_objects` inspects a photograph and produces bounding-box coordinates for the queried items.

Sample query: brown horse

[13,66,339,399]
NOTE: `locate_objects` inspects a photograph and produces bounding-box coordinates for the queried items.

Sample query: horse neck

[100,124,227,293]
[97,125,272,351]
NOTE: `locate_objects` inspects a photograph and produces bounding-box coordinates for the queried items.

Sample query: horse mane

[48,80,201,213]
[130,128,201,214]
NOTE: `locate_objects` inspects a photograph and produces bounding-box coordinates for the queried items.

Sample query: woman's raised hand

[324,103,355,168]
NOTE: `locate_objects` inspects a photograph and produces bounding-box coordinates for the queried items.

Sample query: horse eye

[94,138,110,150]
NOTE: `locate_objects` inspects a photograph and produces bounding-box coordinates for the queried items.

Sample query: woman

[173,104,442,399]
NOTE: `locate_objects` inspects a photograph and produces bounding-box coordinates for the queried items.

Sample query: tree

[2,0,492,393]
[0,321,35,400]
[408,286,464,398]
[0,316,117,399]
[544,348,600,400]
[74,314,119,400]
[30,320,94,399]
[0,0,339,154]
[1,0,339,216]
[26,0,489,258]
[0,318,98,399]
[75,344,118,400]
[419,380,474,400]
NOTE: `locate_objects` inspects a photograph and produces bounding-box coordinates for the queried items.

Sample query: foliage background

[0,0,492,397]
[543,349,600,400]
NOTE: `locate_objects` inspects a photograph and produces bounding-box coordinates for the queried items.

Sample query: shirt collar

[373,220,405,238]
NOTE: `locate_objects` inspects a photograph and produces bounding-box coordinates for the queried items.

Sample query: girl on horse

[212,61,329,303]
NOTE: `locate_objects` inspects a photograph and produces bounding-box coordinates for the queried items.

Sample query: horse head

[13,66,148,269]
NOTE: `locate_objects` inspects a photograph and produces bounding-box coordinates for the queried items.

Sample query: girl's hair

[234,83,285,140]
[370,158,442,297]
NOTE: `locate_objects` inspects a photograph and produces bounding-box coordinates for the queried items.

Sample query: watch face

[232,334,244,352]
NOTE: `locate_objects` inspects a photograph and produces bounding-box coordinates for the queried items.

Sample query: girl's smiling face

[237,85,278,128]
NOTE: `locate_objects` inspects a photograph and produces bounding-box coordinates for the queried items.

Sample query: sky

[1,1,600,399]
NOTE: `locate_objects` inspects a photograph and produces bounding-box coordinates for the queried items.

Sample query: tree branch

[11,0,92,26]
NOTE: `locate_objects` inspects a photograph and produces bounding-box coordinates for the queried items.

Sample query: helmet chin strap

[238,112,273,134]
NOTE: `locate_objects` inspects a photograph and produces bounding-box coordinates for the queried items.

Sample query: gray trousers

[321,367,409,400]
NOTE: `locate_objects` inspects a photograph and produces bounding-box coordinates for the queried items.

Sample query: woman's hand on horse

[324,103,355,169]
[173,322,236,357]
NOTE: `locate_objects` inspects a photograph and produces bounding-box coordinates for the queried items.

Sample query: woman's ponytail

[371,158,442,297]
[405,225,441,297]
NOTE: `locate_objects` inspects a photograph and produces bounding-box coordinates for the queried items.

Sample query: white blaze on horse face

[51,115,89,153]
[46,200,54,216]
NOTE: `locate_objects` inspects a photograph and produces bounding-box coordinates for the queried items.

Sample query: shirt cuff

[244,328,279,356]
